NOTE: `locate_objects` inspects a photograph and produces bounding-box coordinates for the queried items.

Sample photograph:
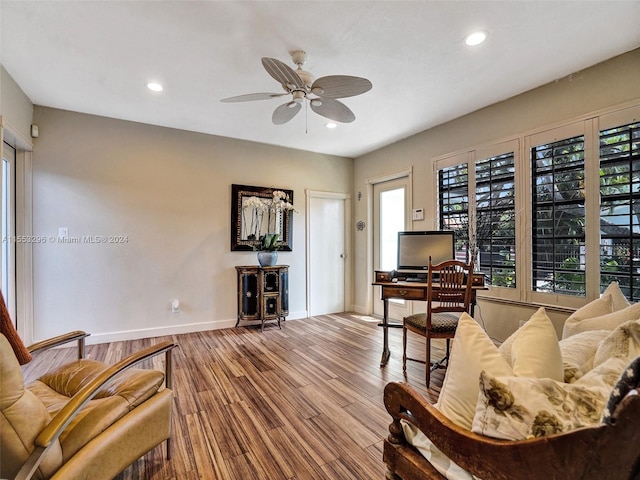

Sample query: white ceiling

[1,1,639,158]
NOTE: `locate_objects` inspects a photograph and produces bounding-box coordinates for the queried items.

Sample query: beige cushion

[499,307,563,381]
[435,308,563,430]
[593,319,640,368]
[435,314,514,430]
[29,360,164,462]
[603,281,631,312]
[563,302,640,340]
[561,294,614,339]
[471,357,626,441]
[559,330,611,382]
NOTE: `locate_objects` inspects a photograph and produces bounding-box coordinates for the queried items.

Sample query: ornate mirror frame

[231,184,294,251]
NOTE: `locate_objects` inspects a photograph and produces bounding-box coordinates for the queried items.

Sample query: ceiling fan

[221,51,372,125]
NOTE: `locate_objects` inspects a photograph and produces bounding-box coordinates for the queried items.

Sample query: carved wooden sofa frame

[383,381,640,480]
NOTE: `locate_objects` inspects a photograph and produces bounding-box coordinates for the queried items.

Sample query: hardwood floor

[22,313,446,480]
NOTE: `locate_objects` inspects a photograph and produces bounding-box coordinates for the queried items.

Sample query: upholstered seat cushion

[28,359,165,461]
[405,312,459,333]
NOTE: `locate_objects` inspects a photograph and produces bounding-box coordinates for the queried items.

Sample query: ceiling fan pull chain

[305,100,308,134]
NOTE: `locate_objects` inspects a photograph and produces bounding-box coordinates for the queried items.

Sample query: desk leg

[380,299,390,367]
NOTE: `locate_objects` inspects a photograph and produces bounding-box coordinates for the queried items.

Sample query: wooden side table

[235,265,289,331]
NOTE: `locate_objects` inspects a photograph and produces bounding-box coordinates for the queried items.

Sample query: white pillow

[561,294,614,339]
[436,309,563,430]
[603,281,631,312]
[435,314,514,430]
[593,319,640,368]
[501,307,563,381]
[563,302,640,340]
[559,329,610,382]
[471,357,626,441]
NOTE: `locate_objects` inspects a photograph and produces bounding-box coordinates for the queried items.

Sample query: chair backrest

[427,258,474,316]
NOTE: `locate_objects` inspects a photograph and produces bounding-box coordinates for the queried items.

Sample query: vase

[257,251,278,267]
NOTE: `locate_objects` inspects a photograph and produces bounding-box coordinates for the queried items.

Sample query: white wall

[30,107,352,343]
[353,48,640,341]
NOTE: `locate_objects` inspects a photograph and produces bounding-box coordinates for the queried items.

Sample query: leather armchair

[1,331,177,480]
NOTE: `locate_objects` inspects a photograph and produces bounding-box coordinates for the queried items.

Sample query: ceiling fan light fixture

[292,90,305,104]
[310,99,323,107]
[464,30,487,46]
[311,86,324,95]
[325,122,337,129]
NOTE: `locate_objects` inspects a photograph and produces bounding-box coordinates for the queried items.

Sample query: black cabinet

[235,265,289,331]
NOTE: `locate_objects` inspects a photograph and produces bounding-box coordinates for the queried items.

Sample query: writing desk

[373,279,485,367]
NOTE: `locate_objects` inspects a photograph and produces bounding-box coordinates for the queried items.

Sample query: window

[438,148,517,288]
[438,163,468,260]
[599,121,640,301]
[434,107,640,306]
[531,134,586,296]
[475,153,516,288]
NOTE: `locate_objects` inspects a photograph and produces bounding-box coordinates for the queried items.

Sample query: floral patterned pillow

[471,357,626,440]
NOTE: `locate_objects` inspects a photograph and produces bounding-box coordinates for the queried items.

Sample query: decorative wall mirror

[231,184,294,251]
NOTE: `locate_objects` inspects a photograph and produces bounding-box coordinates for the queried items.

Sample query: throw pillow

[563,302,640,340]
[593,319,640,368]
[471,357,626,441]
[561,294,614,339]
[603,281,631,312]
[435,313,514,430]
[559,329,610,382]
[502,307,563,381]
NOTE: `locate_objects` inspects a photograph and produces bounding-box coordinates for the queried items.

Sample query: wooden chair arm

[384,381,640,480]
[16,340,178,480]
[28,331,90,359]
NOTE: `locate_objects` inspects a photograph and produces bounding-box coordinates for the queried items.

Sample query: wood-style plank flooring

[22,313,446,480]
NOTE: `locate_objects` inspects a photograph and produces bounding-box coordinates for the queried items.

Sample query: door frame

[0,119,35,344]
[365,167,413,315]
[305,189,352,316]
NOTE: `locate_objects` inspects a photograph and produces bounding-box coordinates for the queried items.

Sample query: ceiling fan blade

[310,98,356,123]
[311,75,372,99]
[262,57,304,89]
[221,92,287,103]
[272,101,302,125]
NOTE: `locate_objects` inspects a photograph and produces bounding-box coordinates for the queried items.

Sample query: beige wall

[31,107,352,343]
[354,48,640,341]
[0,65,34,148]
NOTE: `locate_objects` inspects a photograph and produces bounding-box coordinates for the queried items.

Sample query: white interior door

[373,177,410,320]
[308,192,346,316]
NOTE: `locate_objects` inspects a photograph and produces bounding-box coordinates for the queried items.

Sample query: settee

[383,282,640,480]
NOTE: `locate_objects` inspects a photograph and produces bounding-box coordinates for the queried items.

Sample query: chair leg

[445,338,451,366]
[402,325,407,372]
[166,437,172,460]
[426,337,431,387]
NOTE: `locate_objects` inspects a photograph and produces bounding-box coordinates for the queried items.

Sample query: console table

[235,265,289,331]
[373,271,485,367]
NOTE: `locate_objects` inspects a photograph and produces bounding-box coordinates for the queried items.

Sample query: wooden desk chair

[402,258,474,386]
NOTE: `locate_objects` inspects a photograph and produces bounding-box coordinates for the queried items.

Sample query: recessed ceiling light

[464,31,487,46]
[325,122,337,129]
[146,82,163,92]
